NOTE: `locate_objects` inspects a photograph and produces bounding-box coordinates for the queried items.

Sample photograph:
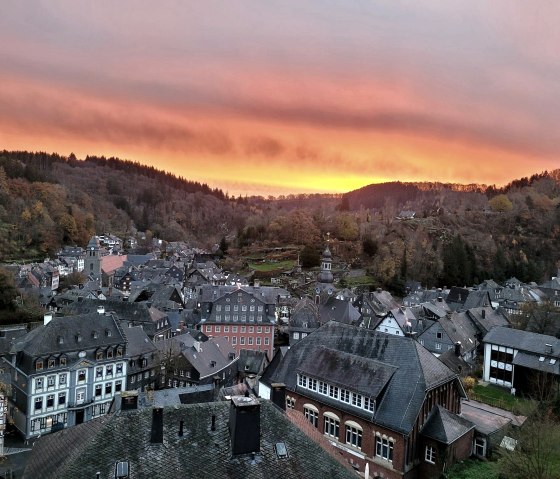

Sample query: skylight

[274,442,288,458]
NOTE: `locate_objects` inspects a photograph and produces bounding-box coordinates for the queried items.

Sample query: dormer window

[92,331,99,339]
[48,359,55,369]
[116,347,123,358]
[59,356,67,366]
[76,334,82,343]
[105,329,112,337]
[96,350,104,360]
[57,336,64,345]
[36,360,44,371]
[107,349,114,359]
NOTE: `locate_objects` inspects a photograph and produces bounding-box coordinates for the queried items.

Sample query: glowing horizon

[1,2,559,196]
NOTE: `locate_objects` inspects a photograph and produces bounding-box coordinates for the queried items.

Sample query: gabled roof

[156,333,237,379]
[121,326,157,357]
[23,400,355,479]
[421,405,474,444]
[263,321,458,434]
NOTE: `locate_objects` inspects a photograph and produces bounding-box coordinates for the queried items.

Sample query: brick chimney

[229,395,260,455]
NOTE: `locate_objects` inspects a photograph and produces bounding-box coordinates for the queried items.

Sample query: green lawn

[342,275,376,287]
[471,383,529,413]
[447,459,498,479]
[248,260,295,272]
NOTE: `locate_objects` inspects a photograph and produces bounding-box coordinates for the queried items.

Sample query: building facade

[4,312,127,439]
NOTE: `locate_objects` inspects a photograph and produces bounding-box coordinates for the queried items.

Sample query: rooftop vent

[274,442,288,459]
[97,305,105,315]
[114,461,129,479]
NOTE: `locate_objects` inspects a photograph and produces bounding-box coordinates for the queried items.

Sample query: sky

[1,1,559,196]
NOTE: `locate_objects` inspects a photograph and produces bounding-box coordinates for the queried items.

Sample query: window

[329,385,339,399]
[345,423,362,449]
[105,383,112,395]
[58,392,66,405]
[286,397,295,409]
[77,370,86,383]
[116,363,123,375]
[232,337,237,345]
[352,393,362,407]
[319,381,328,395]
[215,326,221,332]
[240,337,245,345]
[364,397,375,412]
[436,331,442,339]
[96,350,104,360]
[304,406,319,428]
[249,326,254,333]
[425,445,436,464]
[115,380,122,392]
[340,389,350,403]
[324,414,340,438]
[248,337,254,345]
[107,349,114,359]
[206,325,212,333]
[224,326,230,332]
[232,326,238,333]
[376,436,394,462]
[264,338,270,345]
[474,437,486,457]
[96,367,103,379]
[116,347,123,358]
[35,397,43,410]
[106,365,113,376]
[95,384,102,397]
[256,337,261,345]
[298,375,307,387]
[35,378,44,391]
[46,394,54,408]
[48,359,55,368]
[241,326,246,333]
[60,356,67,366]
[36,360,44,371]
[293,332,300,340]
[435,342,441,350]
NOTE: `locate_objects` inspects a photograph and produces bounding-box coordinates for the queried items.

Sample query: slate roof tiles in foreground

[23,400,355,479]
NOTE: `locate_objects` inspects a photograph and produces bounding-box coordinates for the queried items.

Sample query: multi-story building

[197,285,289,357]
[261,321,474,479]
[4,312,127,439]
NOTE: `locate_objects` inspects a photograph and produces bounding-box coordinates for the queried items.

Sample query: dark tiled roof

[483,326,560,356]
[263,321,457,434]
[23,400,355,479]
[11,313,125,357]
[121,325,157,357]
[512,351,560,375]
[421,405,474,444]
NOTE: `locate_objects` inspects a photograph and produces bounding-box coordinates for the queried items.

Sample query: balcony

[67,398,95,410]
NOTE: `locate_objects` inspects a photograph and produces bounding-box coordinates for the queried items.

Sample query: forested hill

[341,172,560,213]
[0,150,245,260]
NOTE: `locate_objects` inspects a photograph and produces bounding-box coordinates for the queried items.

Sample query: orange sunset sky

[1,2,559,196]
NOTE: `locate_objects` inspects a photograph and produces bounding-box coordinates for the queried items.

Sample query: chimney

[44,313,53,325]
[545,343,553,354]
[271,383,286,411]
[481,309,486,319]
[150,408,164,444]
[437,296,443,302]
[97,305,105,315]
[211,415,216,431]
[229,395,260,455]
[178,420,184,437]
[454,341,462,357]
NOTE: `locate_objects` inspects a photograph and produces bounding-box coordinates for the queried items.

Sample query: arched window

[345,421,363,449]
[303,403,319,428]
[323,412,340,439]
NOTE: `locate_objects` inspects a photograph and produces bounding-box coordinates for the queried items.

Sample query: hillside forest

[1,150,559,291]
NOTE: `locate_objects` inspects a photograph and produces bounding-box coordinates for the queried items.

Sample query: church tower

[84,236,102,285]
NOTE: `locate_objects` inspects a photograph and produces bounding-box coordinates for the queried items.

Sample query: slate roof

[199,285,290,304]
[23,400,355,479]
[512,351,560,375]
[262,321,459,434]
[483,326,560,356]
[156,333,237,380]
[437,311,480,353]
[121,326,157,357]
[318,297,361,325]
[11,313,125,357]
[466,307,510,334]
[421,405,474,444]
